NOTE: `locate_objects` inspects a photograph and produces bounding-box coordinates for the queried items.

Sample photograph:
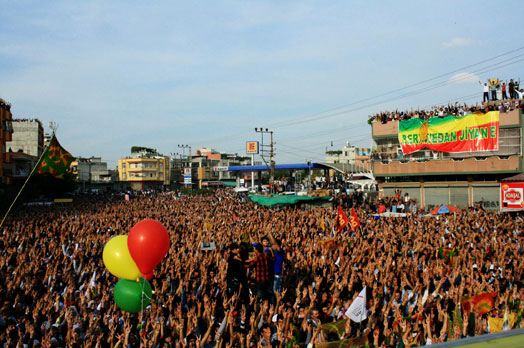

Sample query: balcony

[372,109,522,138]
[373,155,520,177]
[126,167,159,171]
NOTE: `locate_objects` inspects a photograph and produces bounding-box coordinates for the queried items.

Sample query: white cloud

[442,37,471,48]
[448,72,480,84]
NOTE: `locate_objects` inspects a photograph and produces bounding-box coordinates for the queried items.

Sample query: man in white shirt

[479,82,489,102]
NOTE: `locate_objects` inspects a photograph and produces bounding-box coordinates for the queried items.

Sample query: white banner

[345,287,367,323]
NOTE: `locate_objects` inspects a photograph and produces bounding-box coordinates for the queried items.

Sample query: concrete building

[371,108,523,209]
[6,119,44,157]
[118,149,170,191]
[0,98,13,184]
[194,152,254,185]
[4,153,38,183]
[71,157,110,187]
[325,142,371,165]
[194,148,221,161]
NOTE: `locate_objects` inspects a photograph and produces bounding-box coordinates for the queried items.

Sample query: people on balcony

[369,92,523,125]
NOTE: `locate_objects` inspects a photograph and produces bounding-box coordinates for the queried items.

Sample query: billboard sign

[501,182,524,210]
[246,141,259,154]
[183,167,192,186]
[213,166,228,172]
[399,111,499,154]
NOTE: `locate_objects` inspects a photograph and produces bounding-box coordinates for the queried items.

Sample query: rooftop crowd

[369,79,524,125]
[0,190,523,347]
[12,119,43,125]
[0,98,11,112]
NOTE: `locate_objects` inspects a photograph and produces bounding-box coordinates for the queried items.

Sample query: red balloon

[127,219,170,277]
[143,272,154,281]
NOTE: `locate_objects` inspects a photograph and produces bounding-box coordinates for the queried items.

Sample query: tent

[431,205,459,215]
[248,194,332,207]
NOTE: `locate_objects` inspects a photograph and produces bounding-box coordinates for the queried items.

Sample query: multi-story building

[0,98,13,184]
[325,142,371,166]
[177,148,254,187]
[118,149,170,191]
[371,108,523,209]
[6,119,44,157]
[71,157,110,188]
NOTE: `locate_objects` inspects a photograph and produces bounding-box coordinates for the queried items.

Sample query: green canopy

[222,181,237,187]
[248,195,332,207]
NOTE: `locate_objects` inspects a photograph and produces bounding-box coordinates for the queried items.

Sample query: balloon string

[139,280,152,300]
[139,278,144,348]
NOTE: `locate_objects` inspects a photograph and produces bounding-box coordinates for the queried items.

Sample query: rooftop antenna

[49,121,58,134]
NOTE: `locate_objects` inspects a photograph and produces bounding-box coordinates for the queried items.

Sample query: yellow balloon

[103,235,141,280]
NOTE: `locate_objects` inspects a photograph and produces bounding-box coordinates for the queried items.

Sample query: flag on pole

[349,208,360,231]
[345,287,367,323]
[336,206,349,232]
[37,134,75,179]
[320,216,326,232]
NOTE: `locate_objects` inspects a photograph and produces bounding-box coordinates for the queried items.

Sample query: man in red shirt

[246,243,272,303]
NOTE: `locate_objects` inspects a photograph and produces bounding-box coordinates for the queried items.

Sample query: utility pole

[255,128,275,194]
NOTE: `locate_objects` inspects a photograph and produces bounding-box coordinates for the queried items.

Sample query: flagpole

[0,132,55,230]
[359,286,366,332]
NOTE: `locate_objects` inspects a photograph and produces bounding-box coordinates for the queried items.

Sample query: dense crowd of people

[0,190,523,347]
[369,93,523,125]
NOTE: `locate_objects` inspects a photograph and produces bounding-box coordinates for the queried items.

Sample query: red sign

[501,182,524,210]
[246,141,259,154]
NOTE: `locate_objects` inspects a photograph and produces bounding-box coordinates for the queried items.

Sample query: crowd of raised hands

[0,189,523,348]
[368,98,523,125]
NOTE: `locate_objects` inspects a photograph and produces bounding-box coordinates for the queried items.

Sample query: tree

[131,146,156,154]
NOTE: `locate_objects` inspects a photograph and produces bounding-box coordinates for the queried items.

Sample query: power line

[184,47,524,148]
[271,53,524,128]
[184,48,524,158]
[267,47,524,128]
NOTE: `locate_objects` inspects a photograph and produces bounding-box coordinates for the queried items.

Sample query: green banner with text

[398,111,499,154]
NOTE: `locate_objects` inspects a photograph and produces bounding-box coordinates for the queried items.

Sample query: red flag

[336,206,349,232]
[350,208,360,231]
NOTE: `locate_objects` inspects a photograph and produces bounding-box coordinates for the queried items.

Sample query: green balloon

[113,277,152,313]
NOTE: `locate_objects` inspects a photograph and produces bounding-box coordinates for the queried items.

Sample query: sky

[1,1,524,167]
